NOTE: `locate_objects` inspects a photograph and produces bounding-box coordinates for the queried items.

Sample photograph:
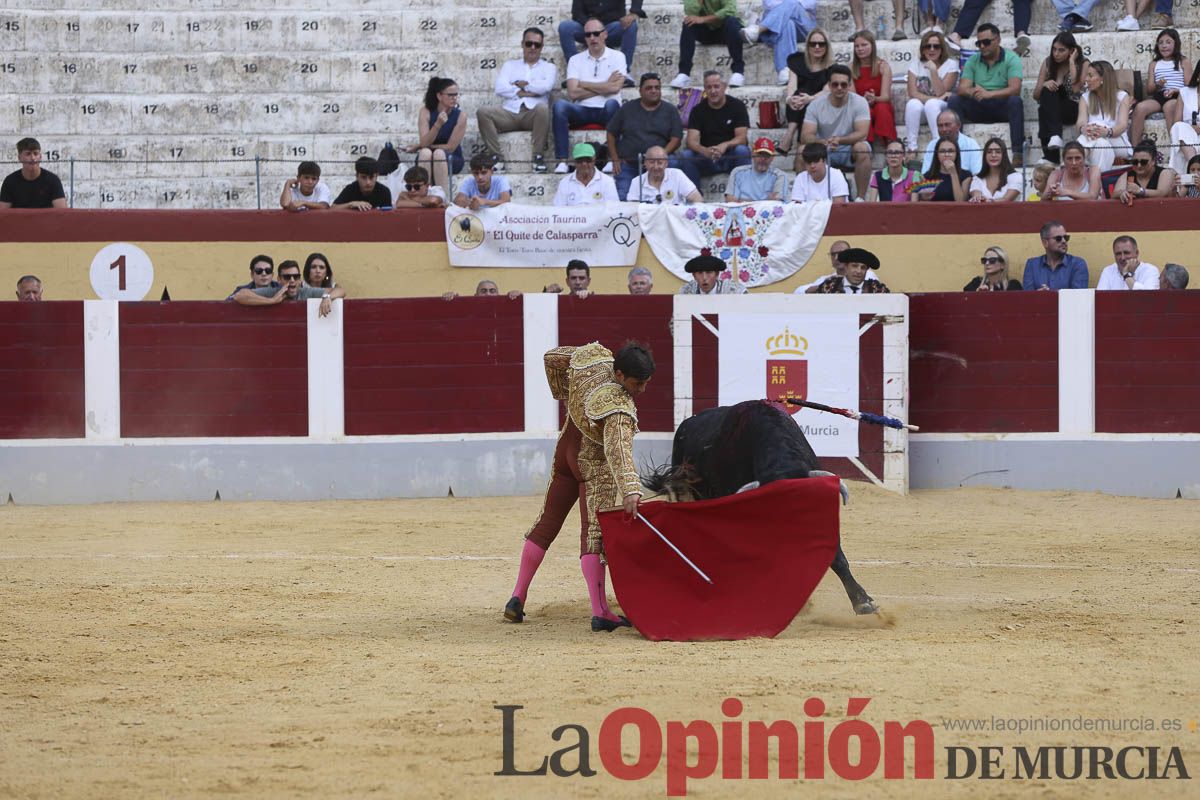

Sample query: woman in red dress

[850,30,897,146]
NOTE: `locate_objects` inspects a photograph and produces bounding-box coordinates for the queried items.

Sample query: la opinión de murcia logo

[495,699,1191,796]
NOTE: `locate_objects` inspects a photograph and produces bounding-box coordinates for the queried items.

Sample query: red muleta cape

[598,476,840,641]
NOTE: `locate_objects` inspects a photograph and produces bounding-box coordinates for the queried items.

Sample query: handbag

[758,100,782,129]
[676,87,704,126]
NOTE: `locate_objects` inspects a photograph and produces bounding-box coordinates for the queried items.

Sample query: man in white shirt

[552,19,627,173]
[1096,235,1160,290]
[790,142,849,203]
[626,145,702,204]
[553,142,620,205]
[477,28,557,174]
[921,109,983,176]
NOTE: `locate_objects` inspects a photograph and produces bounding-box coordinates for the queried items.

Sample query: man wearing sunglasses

[224,254,279,301]
[1022,220,1089,290]
[799,64,872,197]
[558,0,643,78]
[391,166,446,209]
[234,260,345,318]
[553,19,627,174]
[948,23,1026,166]
[477,28,557,175]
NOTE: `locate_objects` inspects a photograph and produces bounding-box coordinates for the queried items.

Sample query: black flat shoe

[504,596,525,623]
[591,615,631,632]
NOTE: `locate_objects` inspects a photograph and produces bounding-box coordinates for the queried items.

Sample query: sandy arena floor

[0,486,1197,799]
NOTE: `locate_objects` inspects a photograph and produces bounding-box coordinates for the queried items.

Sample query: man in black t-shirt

[332,156,393,211]
[679,71,750,186]
[0,137,67,209]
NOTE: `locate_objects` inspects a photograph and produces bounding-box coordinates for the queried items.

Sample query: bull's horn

[736,481,760,493]
[807,470,850,505]
[807,470,837,478]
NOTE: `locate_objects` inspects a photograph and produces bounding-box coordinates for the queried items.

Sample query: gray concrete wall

[0,437,675,505]
[911,439,1200,500]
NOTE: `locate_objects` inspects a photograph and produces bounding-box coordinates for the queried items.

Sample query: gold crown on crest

[766,326,808,356]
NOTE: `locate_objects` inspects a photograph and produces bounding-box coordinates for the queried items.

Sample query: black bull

[642,400,878,615]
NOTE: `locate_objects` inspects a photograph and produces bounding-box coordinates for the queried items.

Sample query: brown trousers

[476,104,551,160]
[525,420,590,556]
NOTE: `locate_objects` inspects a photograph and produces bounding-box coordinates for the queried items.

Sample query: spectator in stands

[391,166,447,208]
[409,77,466,198]
[226,254,278,300]
[607,74,684,200]
[1116,0,1175,32]
[969,138,1024,201]
[1173,154,1200,197]
[726,138,789,201]
[1130,29,1190,148]
[850,31,897,149]
[964,245,1022,290]
[914,136,971,201]
[1168,63,1200,174]
[815,247,890,293]
[544,260,595,297]
[443,280,523,300]
[1034,32,1089,164]
[866,141,922,201]
[303,253,335,290]
[1097,235,1160,289]
[679,253,748,294]
[278,161,331,212]
[627,266,654,294]
[921,109,982,175]
[795,239,878,292]
[1075,61,1133,171]
[0,138,66,209]
[553,19,627,175]
[740,0,818,85]
[1043,140,1102,200]
[791,142,849,202]
[478,28,557,174]
[1053,1,1098,33]
[945,1,1032,57]
[333,157,392,211]
[1160,262,1189,289]
[905,30,958,164]
[233,260,344,317]
[558,0,643,78]
[454,153,513,209]
[680,71,750,186]
[1023,220,1089,290]
[800,64,871,192]
[1028,162,1055,201]
[553,143,620,205]
[949,23,1026,166]
[15,275,42,301]
[627,145,702,203]
[1114,141,1177,204]
[668,0,746,90]
[780,28,833,158]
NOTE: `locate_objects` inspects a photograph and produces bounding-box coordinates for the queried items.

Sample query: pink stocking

[512,540,547,602]
[580,554,619,621]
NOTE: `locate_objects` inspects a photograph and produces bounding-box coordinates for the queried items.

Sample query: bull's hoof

[853,597,880,615]
[504,596,525,623]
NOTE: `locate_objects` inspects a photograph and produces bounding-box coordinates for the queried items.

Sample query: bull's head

[642,461,703,503]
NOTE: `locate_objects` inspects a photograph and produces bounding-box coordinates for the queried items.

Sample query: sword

[636,512,713,585]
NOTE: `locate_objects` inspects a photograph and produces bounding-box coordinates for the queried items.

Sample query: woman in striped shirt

[1130,28,1192,148]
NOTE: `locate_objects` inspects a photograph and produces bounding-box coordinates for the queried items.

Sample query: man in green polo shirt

[948,22,1025,166]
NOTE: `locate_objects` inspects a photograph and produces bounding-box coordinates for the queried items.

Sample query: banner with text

[444,202,642,268]
[718,312,860,456]
[639,201,832,287]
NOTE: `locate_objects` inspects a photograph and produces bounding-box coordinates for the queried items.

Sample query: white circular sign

[90,242,154,300]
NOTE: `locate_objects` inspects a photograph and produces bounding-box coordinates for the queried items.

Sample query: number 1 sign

[89,243,154,300]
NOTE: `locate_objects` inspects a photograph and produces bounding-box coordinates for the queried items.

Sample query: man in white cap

[553,142,620,205]
[726,137,789,201]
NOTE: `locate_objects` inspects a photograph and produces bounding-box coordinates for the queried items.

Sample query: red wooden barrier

[120,302,308,437]
[909,293,1059,432]
[0,302,84,439]
[1095,291,1200,433]
[557,295,675,432]
[343,298,524,434]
